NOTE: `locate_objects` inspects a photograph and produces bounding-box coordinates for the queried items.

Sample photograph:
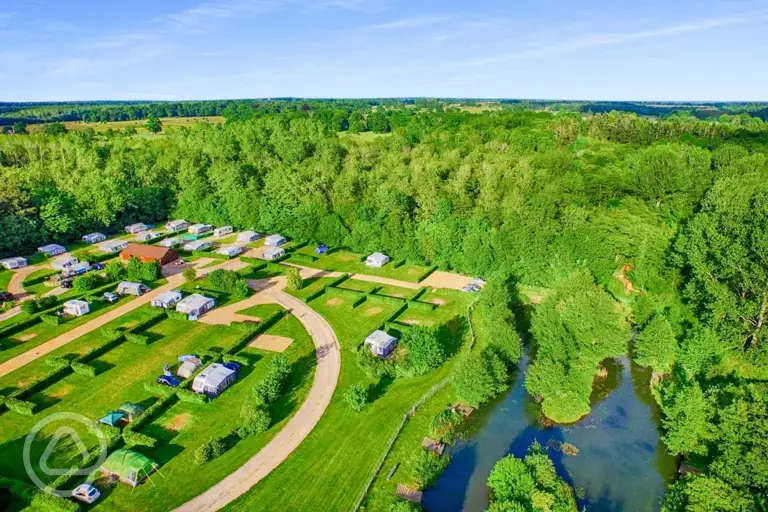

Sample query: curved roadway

[173,278,340,512]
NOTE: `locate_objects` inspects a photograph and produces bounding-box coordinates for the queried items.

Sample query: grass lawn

[93,307,315,511]
[0,295,135,367]
[363,384,458,511]
[285,248,432,283]
[27,116,225,135]
[224,284,473,512]
[237,262,286,280]
[0,270,12,292]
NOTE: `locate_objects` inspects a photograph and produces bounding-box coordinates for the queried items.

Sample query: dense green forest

[2,105,768,509]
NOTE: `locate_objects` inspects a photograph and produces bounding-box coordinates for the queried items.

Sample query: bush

[125,333,149,346]
[30,491,80,512]
[344,383,369,412]
[411,449,451,490]
[96,423,122,446]
[100,328,121,340]
[40,314,61,326]
[397,326,445,378]
[452,348,509,407]
[20,300,38,315]
[141,261,162,281]
[4,398,37,416]
[74,272,102,293]
[177,388,207,404]
[430,409,462,440]
[238,402,271,437]
[407,300,436,311]
[357,346,396,379]
[105,261,126,282]
[391,500,424,512]
[38,296,58,310]
[71,361,97,377]
[251,354,291,404]
[291,252,317,263]
[194,436,228,466]
[123,430,158,448]
[126,257,143,281]
[166,309,189,321]
[286,267,304,290]
[209,269,250,299]
[45,357,70,371]
[304,287,327,303]
[222,354,249,366]
[182,267,197,282]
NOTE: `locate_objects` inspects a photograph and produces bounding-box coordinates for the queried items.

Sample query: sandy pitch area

[249,334,294,352]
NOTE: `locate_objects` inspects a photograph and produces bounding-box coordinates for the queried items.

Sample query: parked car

[72,484,101,504]
[157,375,180,387]
[223,361,241,373]
[93,262,105,271]
[60,279,73,289]
[103,292,118,303]
[472,277,487,286]
[461,284,480,293]
[0,291,13,303]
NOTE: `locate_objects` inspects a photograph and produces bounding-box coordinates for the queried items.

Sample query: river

[423,355,677,511]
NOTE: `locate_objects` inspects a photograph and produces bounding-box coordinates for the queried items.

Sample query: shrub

[177,388,207,404]
[38,296,58,310]
[397,326,445,378]
[411,449,451,490]
[222,354,249,366]
[71,361,97,377]
[357,346,396,379]
[123,430,158,448]
[452,348,509,407]
[74,272,102,293]
[344,383,369,412]
[30,491,80,512]
[100,328,121,340]
[182,267,197,282]
[194,436,228,466]
[40,314,61,326]
[126,257,143,281]
[391,500,424,512]
[143,381,177,398]
[4,398,37,416]
[291,252,317,263]
[430,409,462,441]
[20,300,38,315]
[304,287,326,303]
[96,423,122,446]
[104,261,126,282]
[209,269,250,299]
[141,261,162,281]
[238,402,271,437]
[166,309,189,321]
[125,333,149,346]
[286,267,304,290]
[407,300,436,311]
[251,354,291,404]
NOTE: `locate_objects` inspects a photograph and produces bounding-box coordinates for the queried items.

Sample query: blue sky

[1,0,766,101]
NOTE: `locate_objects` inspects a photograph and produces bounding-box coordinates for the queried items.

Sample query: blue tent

[315,245,328,254]
[99,411,126,427]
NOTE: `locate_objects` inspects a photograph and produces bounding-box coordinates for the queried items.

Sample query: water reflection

[423,354,677,512]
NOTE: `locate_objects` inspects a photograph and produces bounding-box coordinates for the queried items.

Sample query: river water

[423,355,677,511]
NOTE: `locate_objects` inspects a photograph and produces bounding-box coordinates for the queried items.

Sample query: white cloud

[457,14,760,67]
[371,15,450,29]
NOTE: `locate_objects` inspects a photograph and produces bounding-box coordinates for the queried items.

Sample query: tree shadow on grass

[438,315,468,359]
[269,352,316,425]
[367,376,394,403]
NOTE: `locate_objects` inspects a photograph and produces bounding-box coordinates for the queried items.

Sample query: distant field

[27,116,225,134]
[337,131,392,141]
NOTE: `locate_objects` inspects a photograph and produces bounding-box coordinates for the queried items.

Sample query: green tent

[99,449,158,487]
[118,402,145,422]
[99,411,126,427]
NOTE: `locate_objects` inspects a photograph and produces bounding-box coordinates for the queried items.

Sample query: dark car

[157,375,180,387]
[60,279,73,289]
[0,291,13,303]
[93,263,105,271]
[223,362,241,374]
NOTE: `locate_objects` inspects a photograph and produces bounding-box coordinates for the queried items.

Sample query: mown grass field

[0,301,316,511]
[27,116,225,135]
[285,247,432,283]
[0,270,12,292]
[225,280,473,512]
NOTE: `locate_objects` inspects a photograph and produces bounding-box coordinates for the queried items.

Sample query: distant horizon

[1,0,766,102]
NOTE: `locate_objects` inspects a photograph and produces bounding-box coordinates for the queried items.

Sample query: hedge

[123,430,159,449]
[45,357,70,371]
[222,353,250,366]
[240,257,265,266]
[409,287,427,301]
[8,366,71,401]
[96,423,122,446]
[304,287,327,303]
[143,381,177,398]
[125,333,149,346]
[384,321,412,334]
[129,308,167,331]
[328,273,350,287]
[351,295,367,308]
[326,286,366,299]
[368,294,407,306]
[4,397,37,416]
[0,477,36,503]
[75,333,125,364]
[125,393,178,433]
[40,314,61,326]
[413,265,439,283]
[30,491,80,512]
[177,388,208,404]
[393,259,405,269]
[291,252,317,263]
[100,328,121,339]
[385,303,409,323]
[71,361,97,377]
[166,309,188,321]
[0,315,43,340]
[22,269,60,287]
[407,300,436,311]
[193,250,228,260]
[224,312,282,355]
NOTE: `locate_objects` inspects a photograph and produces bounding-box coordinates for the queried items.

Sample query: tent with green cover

[118,402,145,422]
[98,449,158,487]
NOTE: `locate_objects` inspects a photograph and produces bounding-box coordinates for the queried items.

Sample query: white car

[103,292,118,303]
[72,483,101,504]
[462,284,481,293]
[472,277,487,286]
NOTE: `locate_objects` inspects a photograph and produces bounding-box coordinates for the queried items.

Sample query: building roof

[365,330,398,351]
[83,232,105,240]
[265,234,286,244]
[1,256,27,264]
[64,299,89,308]
[153,290,182,304]
[102,239,128,248]
[121,243,176,261]
[167,219,188,227]
[38,244,66,253]
[194,363,236,388]
[184,240,211,251]
[218,245,242,255]
[118,281,144,291]
[51,255,78,266]
[367,252,389,263]
[176,293,215,312]
[263,247,285,257]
